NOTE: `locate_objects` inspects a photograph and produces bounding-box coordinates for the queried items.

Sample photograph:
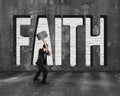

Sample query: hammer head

[37,31,48,40]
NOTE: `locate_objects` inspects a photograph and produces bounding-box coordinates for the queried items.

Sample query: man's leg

[41,66,48,84]
[34,66,41,81]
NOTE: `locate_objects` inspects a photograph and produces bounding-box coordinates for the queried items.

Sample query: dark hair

[43,44,48,48]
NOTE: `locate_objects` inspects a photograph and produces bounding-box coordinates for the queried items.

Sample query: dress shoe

[41,81,47,84]
[33,78,39,81]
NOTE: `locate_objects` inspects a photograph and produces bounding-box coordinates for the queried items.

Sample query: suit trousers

[34,64,48,83]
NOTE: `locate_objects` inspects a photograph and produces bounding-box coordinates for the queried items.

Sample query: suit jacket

[36,48,48,66]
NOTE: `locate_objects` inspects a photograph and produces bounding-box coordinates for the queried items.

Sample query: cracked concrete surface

[0,72,120,96]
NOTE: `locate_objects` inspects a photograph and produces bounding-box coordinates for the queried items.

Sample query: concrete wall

[0,0,120,71]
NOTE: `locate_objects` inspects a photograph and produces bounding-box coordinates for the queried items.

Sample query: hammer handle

[42,39,47,45]
[42,39,51,55]
[42,39,48,48]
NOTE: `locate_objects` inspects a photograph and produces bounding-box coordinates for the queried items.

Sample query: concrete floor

[0,72,120,96]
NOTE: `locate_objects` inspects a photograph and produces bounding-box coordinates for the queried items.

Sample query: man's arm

[46,50,51,55]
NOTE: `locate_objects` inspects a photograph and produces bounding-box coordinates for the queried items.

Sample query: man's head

[43,44,48,48]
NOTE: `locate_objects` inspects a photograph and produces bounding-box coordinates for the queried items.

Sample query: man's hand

[46,48,51,56]
[44,47,51,56]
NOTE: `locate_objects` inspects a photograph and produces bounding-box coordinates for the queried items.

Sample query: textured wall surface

[0,0,120,71]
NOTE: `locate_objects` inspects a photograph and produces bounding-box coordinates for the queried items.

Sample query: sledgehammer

[37,31,51,55]
[37,31,48,47]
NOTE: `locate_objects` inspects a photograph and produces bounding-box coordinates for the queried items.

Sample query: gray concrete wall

[0,0,120,71]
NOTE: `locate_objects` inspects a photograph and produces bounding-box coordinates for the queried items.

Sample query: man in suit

[34,44,51,84]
